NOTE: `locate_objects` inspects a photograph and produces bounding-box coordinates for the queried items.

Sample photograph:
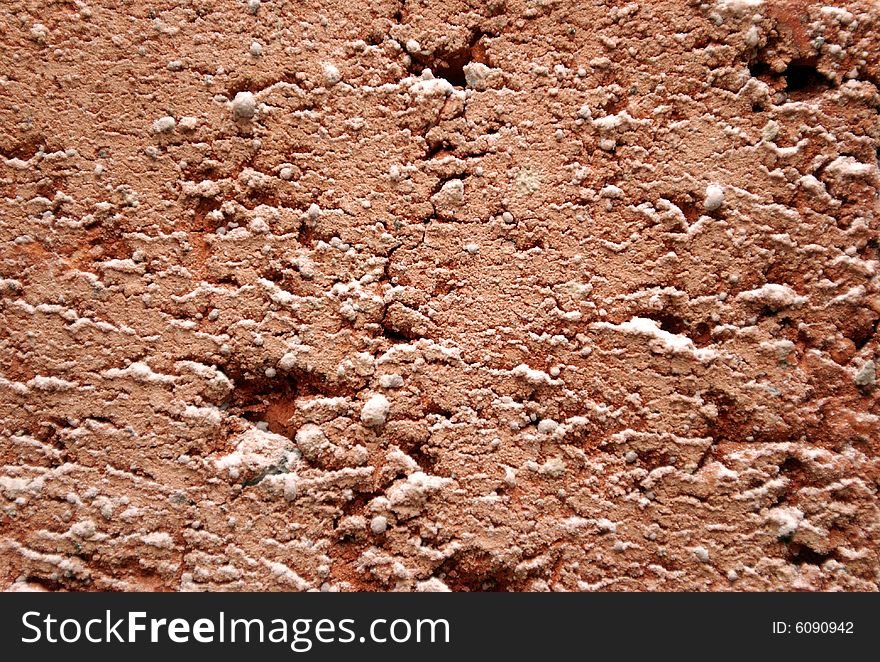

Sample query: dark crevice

[406,443,437,473]
[2,137,47,162]
[850,313,879,351]
[785,543,833,567]
[424,141,449,160]
[748,60,772,81]
[748,56,835,102]
[785,61,833,96]
[645,310,687,336]
[379,324,412,344]
[673,196,701,225]
[24,575,67,591]
[223,368,350,441]
[406,30,489,89]
[297,220,316,248]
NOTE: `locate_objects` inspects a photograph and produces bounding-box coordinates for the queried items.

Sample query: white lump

[370,515,388,534]
[703,183,725,211]
[152,116,176,133]
[537,419,558,435]
[322,63,341,86]
[735,283,806,310]
[415,578,451,592]
[430,179,464,209]
[295,423,329,462]
[463,62,491,90]
[360,394,390,428]
[178,116,198,131]
[231,91,257,119]
[379,373,404,389]
[248,216,270,233]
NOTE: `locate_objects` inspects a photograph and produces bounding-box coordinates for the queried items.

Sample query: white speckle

[283,475,298,501]
[824,155,879,182]
[70,520,97,539]
[215,427,292,476]
[307,203,321,221]
[182,405,222,426]
[387,471,452,517]
[463,62,491,90]
[600,184,623,199]
[540,457,566,477]
[592,317,717,361]
[142,531,174,550]
[29,23,48,42]
[178,116,198,132]
[152,116,176,133]
[262,560,310,590]
[264,367,277,378]
[247,0,261,15]
[693,546,710,562]
[379,374,404,389]
[463,242,479,254]
[249,216,270,233]
[511,364,561,386]
[295,423,328,461]
[370,515,388,534]
[715,0,765,15]
[405,39,421,54]
[596,518,617,534]
[409,72,454,97]
[231,91,257,120]
[361,393,390,428]
[249,41,263,57]
[592,110,640,132]
[503,466,516,487]
[735,283,806,310]
[761,119,779,142]
[745,25,760,47]
[625,450,638,464]
[431,178,464,209]
[855,360,876,388]
[322,62,341,86]
[537,419,558,435]
[27,375,77,391]
[704,183,725,211]
[766,506,804,539]
[102,362,175,384]
[415,577,451,592]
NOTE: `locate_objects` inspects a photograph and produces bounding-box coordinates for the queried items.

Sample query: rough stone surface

[1,1,879,592]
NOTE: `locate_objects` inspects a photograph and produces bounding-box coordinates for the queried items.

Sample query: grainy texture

[1,0,879,592]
